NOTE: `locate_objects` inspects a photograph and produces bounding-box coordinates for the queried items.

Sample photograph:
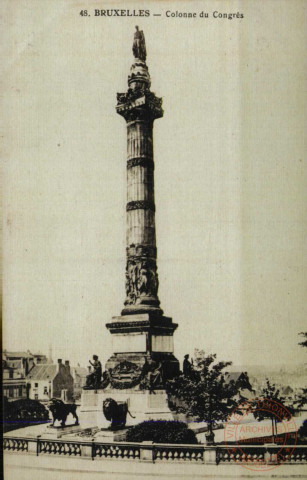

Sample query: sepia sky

[3,0,306,370]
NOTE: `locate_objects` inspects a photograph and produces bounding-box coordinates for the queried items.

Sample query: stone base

[43,424,84,439]
[80,388,174,429]
[95,428,130,442]
[105,313,180,382]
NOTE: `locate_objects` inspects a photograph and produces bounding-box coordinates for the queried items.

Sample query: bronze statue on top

[132,26,147,62]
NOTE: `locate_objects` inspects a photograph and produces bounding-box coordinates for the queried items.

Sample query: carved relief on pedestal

[124,254,159,306]
[109,360,143,389]
[105,359,166,391]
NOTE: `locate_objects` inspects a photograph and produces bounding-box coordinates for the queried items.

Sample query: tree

[252,379,294,443]
[295,332,307,408]
[299,332,307,348]
[165,350,240,444]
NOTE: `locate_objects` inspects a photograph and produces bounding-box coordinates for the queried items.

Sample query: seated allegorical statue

[141,358,164,392]
[86,355,102,388]
[182,354,200,382]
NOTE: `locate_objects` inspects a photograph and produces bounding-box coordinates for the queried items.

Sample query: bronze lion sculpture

[103,398,135,430]
[48,398,79,427]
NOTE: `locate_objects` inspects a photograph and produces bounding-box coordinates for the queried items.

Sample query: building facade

[3,359,27,401]
[2,350,47,402]
[27,359,74,402]
[71,366,87,400]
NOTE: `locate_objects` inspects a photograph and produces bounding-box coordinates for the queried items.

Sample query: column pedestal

[80,388,174,429]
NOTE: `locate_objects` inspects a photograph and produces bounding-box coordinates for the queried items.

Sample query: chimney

[57,359,62,373]
[65,360,70,374]
[48,345,53,364]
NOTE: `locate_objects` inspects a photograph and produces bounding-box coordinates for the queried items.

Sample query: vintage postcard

[2,1,306,478]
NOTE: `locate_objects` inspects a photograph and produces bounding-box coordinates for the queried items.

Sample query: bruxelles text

[90,10,244,20]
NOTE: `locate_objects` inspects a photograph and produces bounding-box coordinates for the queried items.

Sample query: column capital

[116,91,163,122]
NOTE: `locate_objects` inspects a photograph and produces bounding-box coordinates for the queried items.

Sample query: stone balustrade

[154,443,204,462]
[94,442,140,460]
[3,436,307,465]
[4,437,30,453]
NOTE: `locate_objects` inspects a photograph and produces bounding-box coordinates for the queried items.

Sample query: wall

[28,380,51,401]
[3,382,27,401]
[53,364,74,401]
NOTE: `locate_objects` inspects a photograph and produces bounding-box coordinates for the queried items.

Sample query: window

[19,387,23,397]
[9,370,13,379]
[34,394,38,400]
[9,387,14,398]
[44,386,48,395]
[34,383,38,387]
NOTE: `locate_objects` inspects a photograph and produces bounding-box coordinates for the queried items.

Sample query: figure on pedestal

[48,398,79,427]
[132,26,147,61]
[183,354,192,377]
[141,358,164,392]
[103,398,136,430]
[86,355,102,388]
[183,354,200,382]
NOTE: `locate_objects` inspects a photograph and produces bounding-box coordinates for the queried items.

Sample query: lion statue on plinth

[103,398,135,430]
[48,398,79,427]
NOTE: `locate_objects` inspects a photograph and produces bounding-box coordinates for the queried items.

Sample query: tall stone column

[105,27,179,383]
[116,32,163,316]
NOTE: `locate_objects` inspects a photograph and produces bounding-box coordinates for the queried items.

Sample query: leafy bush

[298,420,307,440]
[3,397,49,432]
[126,420,198,444]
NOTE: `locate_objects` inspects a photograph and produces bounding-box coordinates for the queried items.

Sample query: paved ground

[5,411,306,441]
[4,451,307,480]
[4,413,307,479]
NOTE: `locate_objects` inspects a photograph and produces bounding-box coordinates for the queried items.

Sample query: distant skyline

[3,2,306,370]
[3,345,306,372]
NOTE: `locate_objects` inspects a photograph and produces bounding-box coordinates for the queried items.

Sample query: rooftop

[27,364,57,381]
[4,351,33,358]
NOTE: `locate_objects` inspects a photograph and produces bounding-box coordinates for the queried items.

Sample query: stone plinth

[95,428,129,442]
[42,424,84,439]
[105,313,179,382]
[80,388,174,429]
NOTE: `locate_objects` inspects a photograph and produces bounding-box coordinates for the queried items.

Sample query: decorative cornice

[127,158,154,170]
[127,244,157,259]
[126,200,155,212]
[106,321,178,335]
[106,320,149,329]
[116,91,163,122]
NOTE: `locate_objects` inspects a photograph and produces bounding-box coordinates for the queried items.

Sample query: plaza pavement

[4,413,307,480]
[4,450,307,480]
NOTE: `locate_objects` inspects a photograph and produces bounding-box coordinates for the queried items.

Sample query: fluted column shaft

[119,111,161,315]
[126,119,155,247]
